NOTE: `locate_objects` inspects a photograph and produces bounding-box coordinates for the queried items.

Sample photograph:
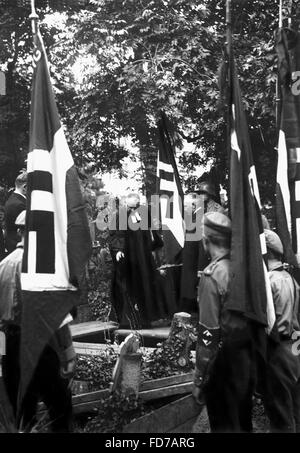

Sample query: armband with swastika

[198,323,221,349]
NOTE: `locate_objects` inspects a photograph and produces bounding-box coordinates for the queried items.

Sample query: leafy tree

[0,1,117,187]
[0,6,32,186]
[0,2,74,186]
[61,0,284,202]
[1,0,299,204]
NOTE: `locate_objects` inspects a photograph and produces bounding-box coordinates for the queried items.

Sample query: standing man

[196,181,225,271]
[192,212,255,432]
[4,171,27,253]
[0,211,76,432]
[180,182,225,320]
[109,192,164,329]
[179,193,203,320]
[263,229,300,433]
[0,211,25,418]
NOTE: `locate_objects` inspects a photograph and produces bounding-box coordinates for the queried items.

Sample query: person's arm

[108,212,126,261]
[52,323,76,379]
[193,324,221,400]
[193,270,225,402]
[269,276,288,335]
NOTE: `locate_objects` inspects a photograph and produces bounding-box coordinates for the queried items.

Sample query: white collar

[14,190,26,200]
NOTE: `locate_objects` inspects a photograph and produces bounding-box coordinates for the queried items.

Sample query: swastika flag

[226,57,276,357]
[19,28,92,405]
[156,113,184,264]
[275,28,300,275]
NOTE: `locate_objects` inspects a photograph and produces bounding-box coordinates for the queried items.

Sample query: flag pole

[276,0,283,133]
[29,0,39,37]
[279,0,283,28]
[226,0,232,64]
[226,0,232,213]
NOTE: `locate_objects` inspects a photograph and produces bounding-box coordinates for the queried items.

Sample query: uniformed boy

[263,229,300,432]
[192,211,254,432]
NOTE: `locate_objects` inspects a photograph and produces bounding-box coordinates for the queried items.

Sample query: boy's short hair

[15,171,27,188]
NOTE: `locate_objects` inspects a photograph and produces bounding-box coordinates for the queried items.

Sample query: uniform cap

[264,229,283,255]
[203,212,231,238]
[15,210,26,226]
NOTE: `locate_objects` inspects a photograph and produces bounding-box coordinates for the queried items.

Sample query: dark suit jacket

[4,192,26,253]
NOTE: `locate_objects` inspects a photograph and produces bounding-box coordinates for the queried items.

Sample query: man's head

[202,212,232,256]
[126,192,140,210]
[15,209,26,241]
[15,171,27,197]
[264,229,283,261]
[197,181,217,203]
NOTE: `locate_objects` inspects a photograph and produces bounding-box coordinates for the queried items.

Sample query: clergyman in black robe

[108,193,164,329]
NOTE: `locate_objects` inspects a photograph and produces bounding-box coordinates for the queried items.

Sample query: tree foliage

[61,0,282,200]
[0,0,297,202]
[0,3,72,185]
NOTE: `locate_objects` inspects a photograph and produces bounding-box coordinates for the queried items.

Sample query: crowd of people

[107,181,300,433]
[0,170,299,433]
[107,181,226,329]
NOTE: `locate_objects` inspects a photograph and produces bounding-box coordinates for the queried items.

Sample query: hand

[116,251,125,262]
[192,384,205,405]
[60,358,76,379]
[159,269,167,277]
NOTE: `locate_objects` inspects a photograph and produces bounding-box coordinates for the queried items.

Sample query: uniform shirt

[206,199,225,214]
[197,253,230,348]
[0,243,23,326]
[269,260,300,338]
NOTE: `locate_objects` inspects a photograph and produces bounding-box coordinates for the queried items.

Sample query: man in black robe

[108,193,163,329]
[180,182,225,321]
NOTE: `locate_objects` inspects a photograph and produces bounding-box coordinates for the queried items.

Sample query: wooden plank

[169,416,199,433]
[70,383,193,415]
[71,373,193,404]
[73,389,110,405]
[73,342,156,356]
[70,321,118,339]
[73,341,119,356]
[116,327,170,340]
[123,394,202,433]
[39,380,194,418]
[38,388,110,416]
[73,402,100,415]
[141,372,193,391]
[139,382,193,401]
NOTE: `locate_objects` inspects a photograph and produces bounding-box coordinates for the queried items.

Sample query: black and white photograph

[0,0,299,438]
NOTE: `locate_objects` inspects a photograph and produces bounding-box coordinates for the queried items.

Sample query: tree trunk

[133,110,157,198]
